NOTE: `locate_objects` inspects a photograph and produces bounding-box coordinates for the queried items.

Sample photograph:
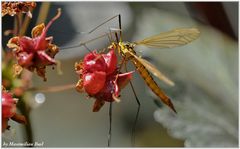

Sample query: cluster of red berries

[75,49,133,112]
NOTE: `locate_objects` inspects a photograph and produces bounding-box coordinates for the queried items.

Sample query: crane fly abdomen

[131,58,177,113]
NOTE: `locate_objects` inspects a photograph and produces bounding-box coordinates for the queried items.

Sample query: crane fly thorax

[117,42,136,60]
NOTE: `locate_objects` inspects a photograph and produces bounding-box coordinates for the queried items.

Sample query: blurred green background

[2,2,238,147]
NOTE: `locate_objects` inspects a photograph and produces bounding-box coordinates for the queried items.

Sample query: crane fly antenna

[124,63,140,147]
[107,29,113,45]
[108,102,113,147]
[83,14,120,34]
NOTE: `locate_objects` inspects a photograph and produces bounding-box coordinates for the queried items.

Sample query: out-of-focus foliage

[133,8,238,147]
[2,50,35,143]
[2,51,23,91]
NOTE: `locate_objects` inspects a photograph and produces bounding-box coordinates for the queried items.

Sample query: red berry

[83,71,106,95]
[83,51,106,73]
[95,75,116,102]
[102,50,117,75]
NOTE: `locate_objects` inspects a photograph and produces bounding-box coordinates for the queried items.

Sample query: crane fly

[109,27,200,113]
[94,18,198,112]
[61,14,200,146]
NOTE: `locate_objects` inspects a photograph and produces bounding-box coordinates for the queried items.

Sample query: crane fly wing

[128,52,175,86]
[134,28,200,48]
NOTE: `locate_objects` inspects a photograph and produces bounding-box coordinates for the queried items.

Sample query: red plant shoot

[7,9,61,81]
[75,49,133,112]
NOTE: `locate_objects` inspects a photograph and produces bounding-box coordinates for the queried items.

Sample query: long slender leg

[60,31,120,50]
[118,14,122,42]
[113,14,122,43]
[83,44,93,53]
[55,14,120,36]
[108,102,113,147]
[124,63,141,147]
[60,14,121,50]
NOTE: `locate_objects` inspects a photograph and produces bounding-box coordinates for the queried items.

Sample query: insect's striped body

[106,28,200,113]
[112,41,176,112]
[130,55,176,112]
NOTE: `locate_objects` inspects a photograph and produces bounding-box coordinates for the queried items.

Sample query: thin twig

[28,84,76,93]
[19,6,35,36]
[36,2,50,25]
[14,15,19,36]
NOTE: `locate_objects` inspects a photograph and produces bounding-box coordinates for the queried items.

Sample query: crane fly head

[118,42,136,60]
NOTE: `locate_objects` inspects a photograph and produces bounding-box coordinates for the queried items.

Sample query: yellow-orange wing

[134,28,200,48]
[128,51,174,86]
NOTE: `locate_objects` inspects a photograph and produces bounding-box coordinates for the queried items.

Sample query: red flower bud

[7,9,61,81]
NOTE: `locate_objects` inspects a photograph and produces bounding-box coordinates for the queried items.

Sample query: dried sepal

[46,43,59,58]
[36,67,47,81]
[31,23,45,38]
[2,85,6,91]
[93,99,105,112]
[12,64,23,77]
[7,37,20,52]
[75,61,83,75]
[75,79,84,93]
[2,2,36,17]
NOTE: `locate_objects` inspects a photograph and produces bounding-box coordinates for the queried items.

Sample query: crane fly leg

[124,63,140,147]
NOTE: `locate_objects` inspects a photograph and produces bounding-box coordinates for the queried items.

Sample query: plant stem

[36,2,50,25]
[28,83,76,93]
[14,15,19,36]
[18,98,33,144]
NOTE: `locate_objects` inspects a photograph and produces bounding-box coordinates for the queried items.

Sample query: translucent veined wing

[128,51,175,86]
[134,28,200,48]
